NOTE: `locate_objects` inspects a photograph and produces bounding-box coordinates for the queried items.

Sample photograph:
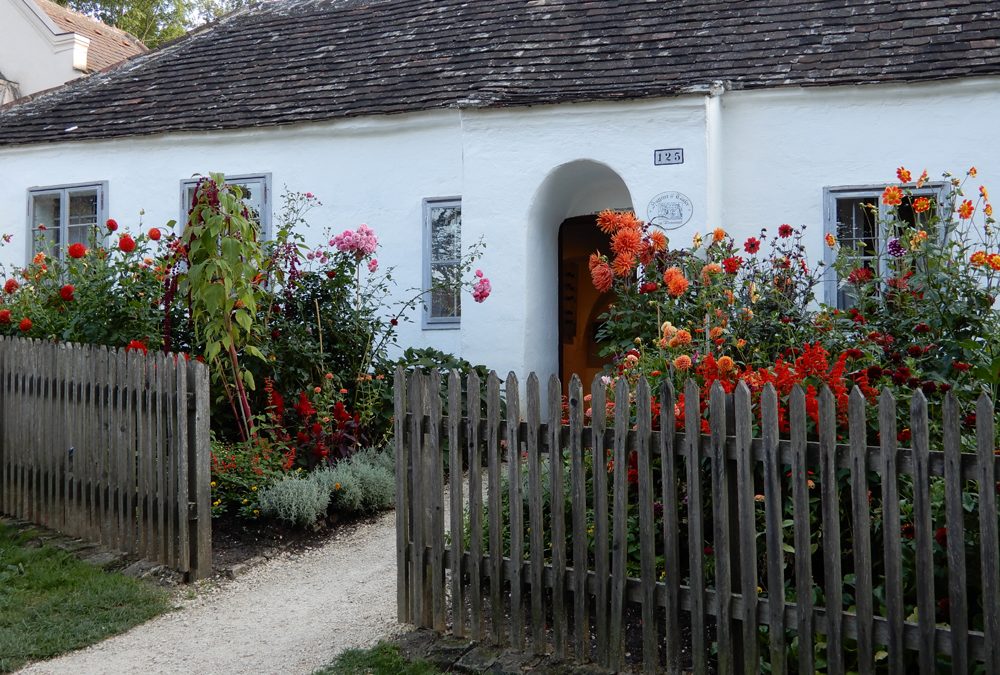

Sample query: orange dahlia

[672,355,692,371]
[613,253,636,277]
[882,185,903,206]
[611,227,643,258]
[649,230,667,252]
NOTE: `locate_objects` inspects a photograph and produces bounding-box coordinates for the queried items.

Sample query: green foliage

[314,642,441,675]
[324,448,396,516]
[0,523,169,673]
[209,435,294,518]
[257,474,331,526]
[57,0,188,47]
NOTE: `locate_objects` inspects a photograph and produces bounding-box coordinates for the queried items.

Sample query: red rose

[106,218,118,232]
[59,284,75,301]
[118,234,136,253]
[68,242,87,259]
[744,237,761,254]
[4,278,18,294]
[148,228,161,241]
[0,309,10,323]
[18,317,32,332]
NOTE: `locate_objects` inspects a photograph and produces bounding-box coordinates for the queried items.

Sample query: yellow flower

[242,499,249,505]
[692,232,703,249]
[213,499,221,507]
[253,509,260,516]
[210,481,216,488]
[334,482,342,491]
[909,230,928,250]
[251,485,258,491]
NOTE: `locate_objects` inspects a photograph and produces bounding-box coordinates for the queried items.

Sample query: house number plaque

[654,148,684,165]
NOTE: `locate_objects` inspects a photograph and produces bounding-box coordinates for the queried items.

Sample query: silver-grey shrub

[257,474,331,526]
[325,448,396,516]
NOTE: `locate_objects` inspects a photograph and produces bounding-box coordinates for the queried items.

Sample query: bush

[325,448,396,516]
[257,474,331,526]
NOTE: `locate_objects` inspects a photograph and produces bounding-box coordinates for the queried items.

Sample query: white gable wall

[1,77,999,378]
[0,0,87,102]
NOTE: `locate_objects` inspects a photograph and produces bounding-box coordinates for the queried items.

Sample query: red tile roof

[34,0,146,72]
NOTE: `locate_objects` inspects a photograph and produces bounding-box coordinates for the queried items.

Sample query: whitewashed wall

[0,0,87,103]
[1,76,999,378]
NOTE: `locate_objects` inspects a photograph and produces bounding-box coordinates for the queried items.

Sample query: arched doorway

[559,215,614,388]
[525,159,633,386]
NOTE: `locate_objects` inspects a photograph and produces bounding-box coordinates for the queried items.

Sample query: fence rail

[0,336,211,579]
[395,367,1000,673]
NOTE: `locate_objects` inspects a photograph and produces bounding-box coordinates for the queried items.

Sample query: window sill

[422,321,461,331]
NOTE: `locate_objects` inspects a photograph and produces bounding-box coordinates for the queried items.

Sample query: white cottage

[0,0,998,381]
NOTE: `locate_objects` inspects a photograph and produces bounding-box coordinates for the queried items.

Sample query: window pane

[430,262,461,319]
[31,193,60,255]
[430,205,460,262]
[68,189,98,228]
[835,197,878,255]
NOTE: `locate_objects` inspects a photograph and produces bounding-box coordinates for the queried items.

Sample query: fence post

[187,359,212,580]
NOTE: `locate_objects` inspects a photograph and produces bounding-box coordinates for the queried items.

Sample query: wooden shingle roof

[1,0,998,146]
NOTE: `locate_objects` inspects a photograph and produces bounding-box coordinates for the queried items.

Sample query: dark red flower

[722,256,742,274]
[938,383,952,393]
[118,234,136,253]
[639,281,659,294]
[4,279,18,294]
[294,392,316,419]
[963,413,977,428]
[743,237,761,254]
[935,527,948,547]
[901,523,915,539]
[148,228,161,241]
[125,339,148,355]
[952,361,971,372]
[847,267,875,284]
[907,345,924,357]
[938,596,950,619]
[907,377,920,389]
[18,317,32,332]
[106,218,118,232]
[778,224,794,238]
[59,284,74,301]
[897,428,912,443]
[914,323,932,334]
[703,545,714,556]
[867,365,883,378]
[0,309,9,324]
[68,242,87,259]
[844,348,864,359]
[921,381,937,395]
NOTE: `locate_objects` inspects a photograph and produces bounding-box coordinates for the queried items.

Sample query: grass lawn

[0,522,171,673]
[315,643,442,675]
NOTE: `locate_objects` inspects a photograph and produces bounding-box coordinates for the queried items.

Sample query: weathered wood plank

[709,382,732,675]
[849,387,873,675]
[911,390,935,675]
[569,375,589,661]
[188,359,212,580]
[789,385,814,675]
[409,371,425,625]
[448,369,464,636]
[977,392,1000,673]
[505,372,523,649]
[636,378,657,673]
[684,379,706,675]
[659,380,681,675]
[761,383,786,675]
[487,372,504,643]
[941,391,967,673]
[819,385,843,675]
[467,371,484,640]
[173,355,189,573]
[609,376,630,670]
[427,370,446,632]
[394,366,410,623]
[527,373,546,654]
[879,389,904,674]
[154,348,166,562]
[549,374,567,657]
[162,351,177,568]
[591,375,610,667]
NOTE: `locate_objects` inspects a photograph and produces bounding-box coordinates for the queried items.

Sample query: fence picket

[709,382,732,675]
[942,391,968,673]
[487,372,503,643]
[408,371,426,626]
[789,385,814,674]
[591,375,610,667]
[879,389,904,673]
[636,378,657,673]
[819,385,843,674]
[527,373,545,654]
[684,379,707,675]
[505,372,524,649]
[427,370,446,633]
[394,366,409,623]
[911,391,935,675]
[734,381,758,674]
[569,375,589,661]
[548,374,567,656]
[849,387,874,674]
[609,376,630,670]
[977,392,1000,673]
[659,380,681,674]
[467,371,484,640]
[761,384,786,674]
[448,370,464,636]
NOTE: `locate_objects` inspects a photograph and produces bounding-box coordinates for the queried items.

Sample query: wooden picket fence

[394,368,1000,673]
[0,336,212,579]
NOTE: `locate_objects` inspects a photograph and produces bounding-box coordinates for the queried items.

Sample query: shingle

[0,0,998,147]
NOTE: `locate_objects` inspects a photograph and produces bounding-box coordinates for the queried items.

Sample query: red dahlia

[118,234,137,253]
[3,278,18,294]
[744,237,761,254]
[18,317,32,332]
[148,228,161,241]
[59,284,74,301]
[778,224,793,238]
[0,309,10,324]
[68,242,87,259]
[106,219,118,232]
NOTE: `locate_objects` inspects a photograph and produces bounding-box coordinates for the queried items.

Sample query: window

[823,183,946,308]
[180,174,271,239]
[28,182,107,261]
[423,198,462,327]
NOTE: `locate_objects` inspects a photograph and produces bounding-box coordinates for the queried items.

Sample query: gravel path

[18,510,405,675]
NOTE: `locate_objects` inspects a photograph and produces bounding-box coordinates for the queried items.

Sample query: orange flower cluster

[591,210,668,283]
[912,196,931,213]
[589,252,614,293]
[662,266,689,297]
[882,185,903,206]
[958,199,975,219]
[971,251,1000,271]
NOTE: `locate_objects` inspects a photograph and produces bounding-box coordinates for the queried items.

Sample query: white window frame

[26,181,108,263]
[179,173,272,239]
[822,182,948,308]
[422,197,462,329]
